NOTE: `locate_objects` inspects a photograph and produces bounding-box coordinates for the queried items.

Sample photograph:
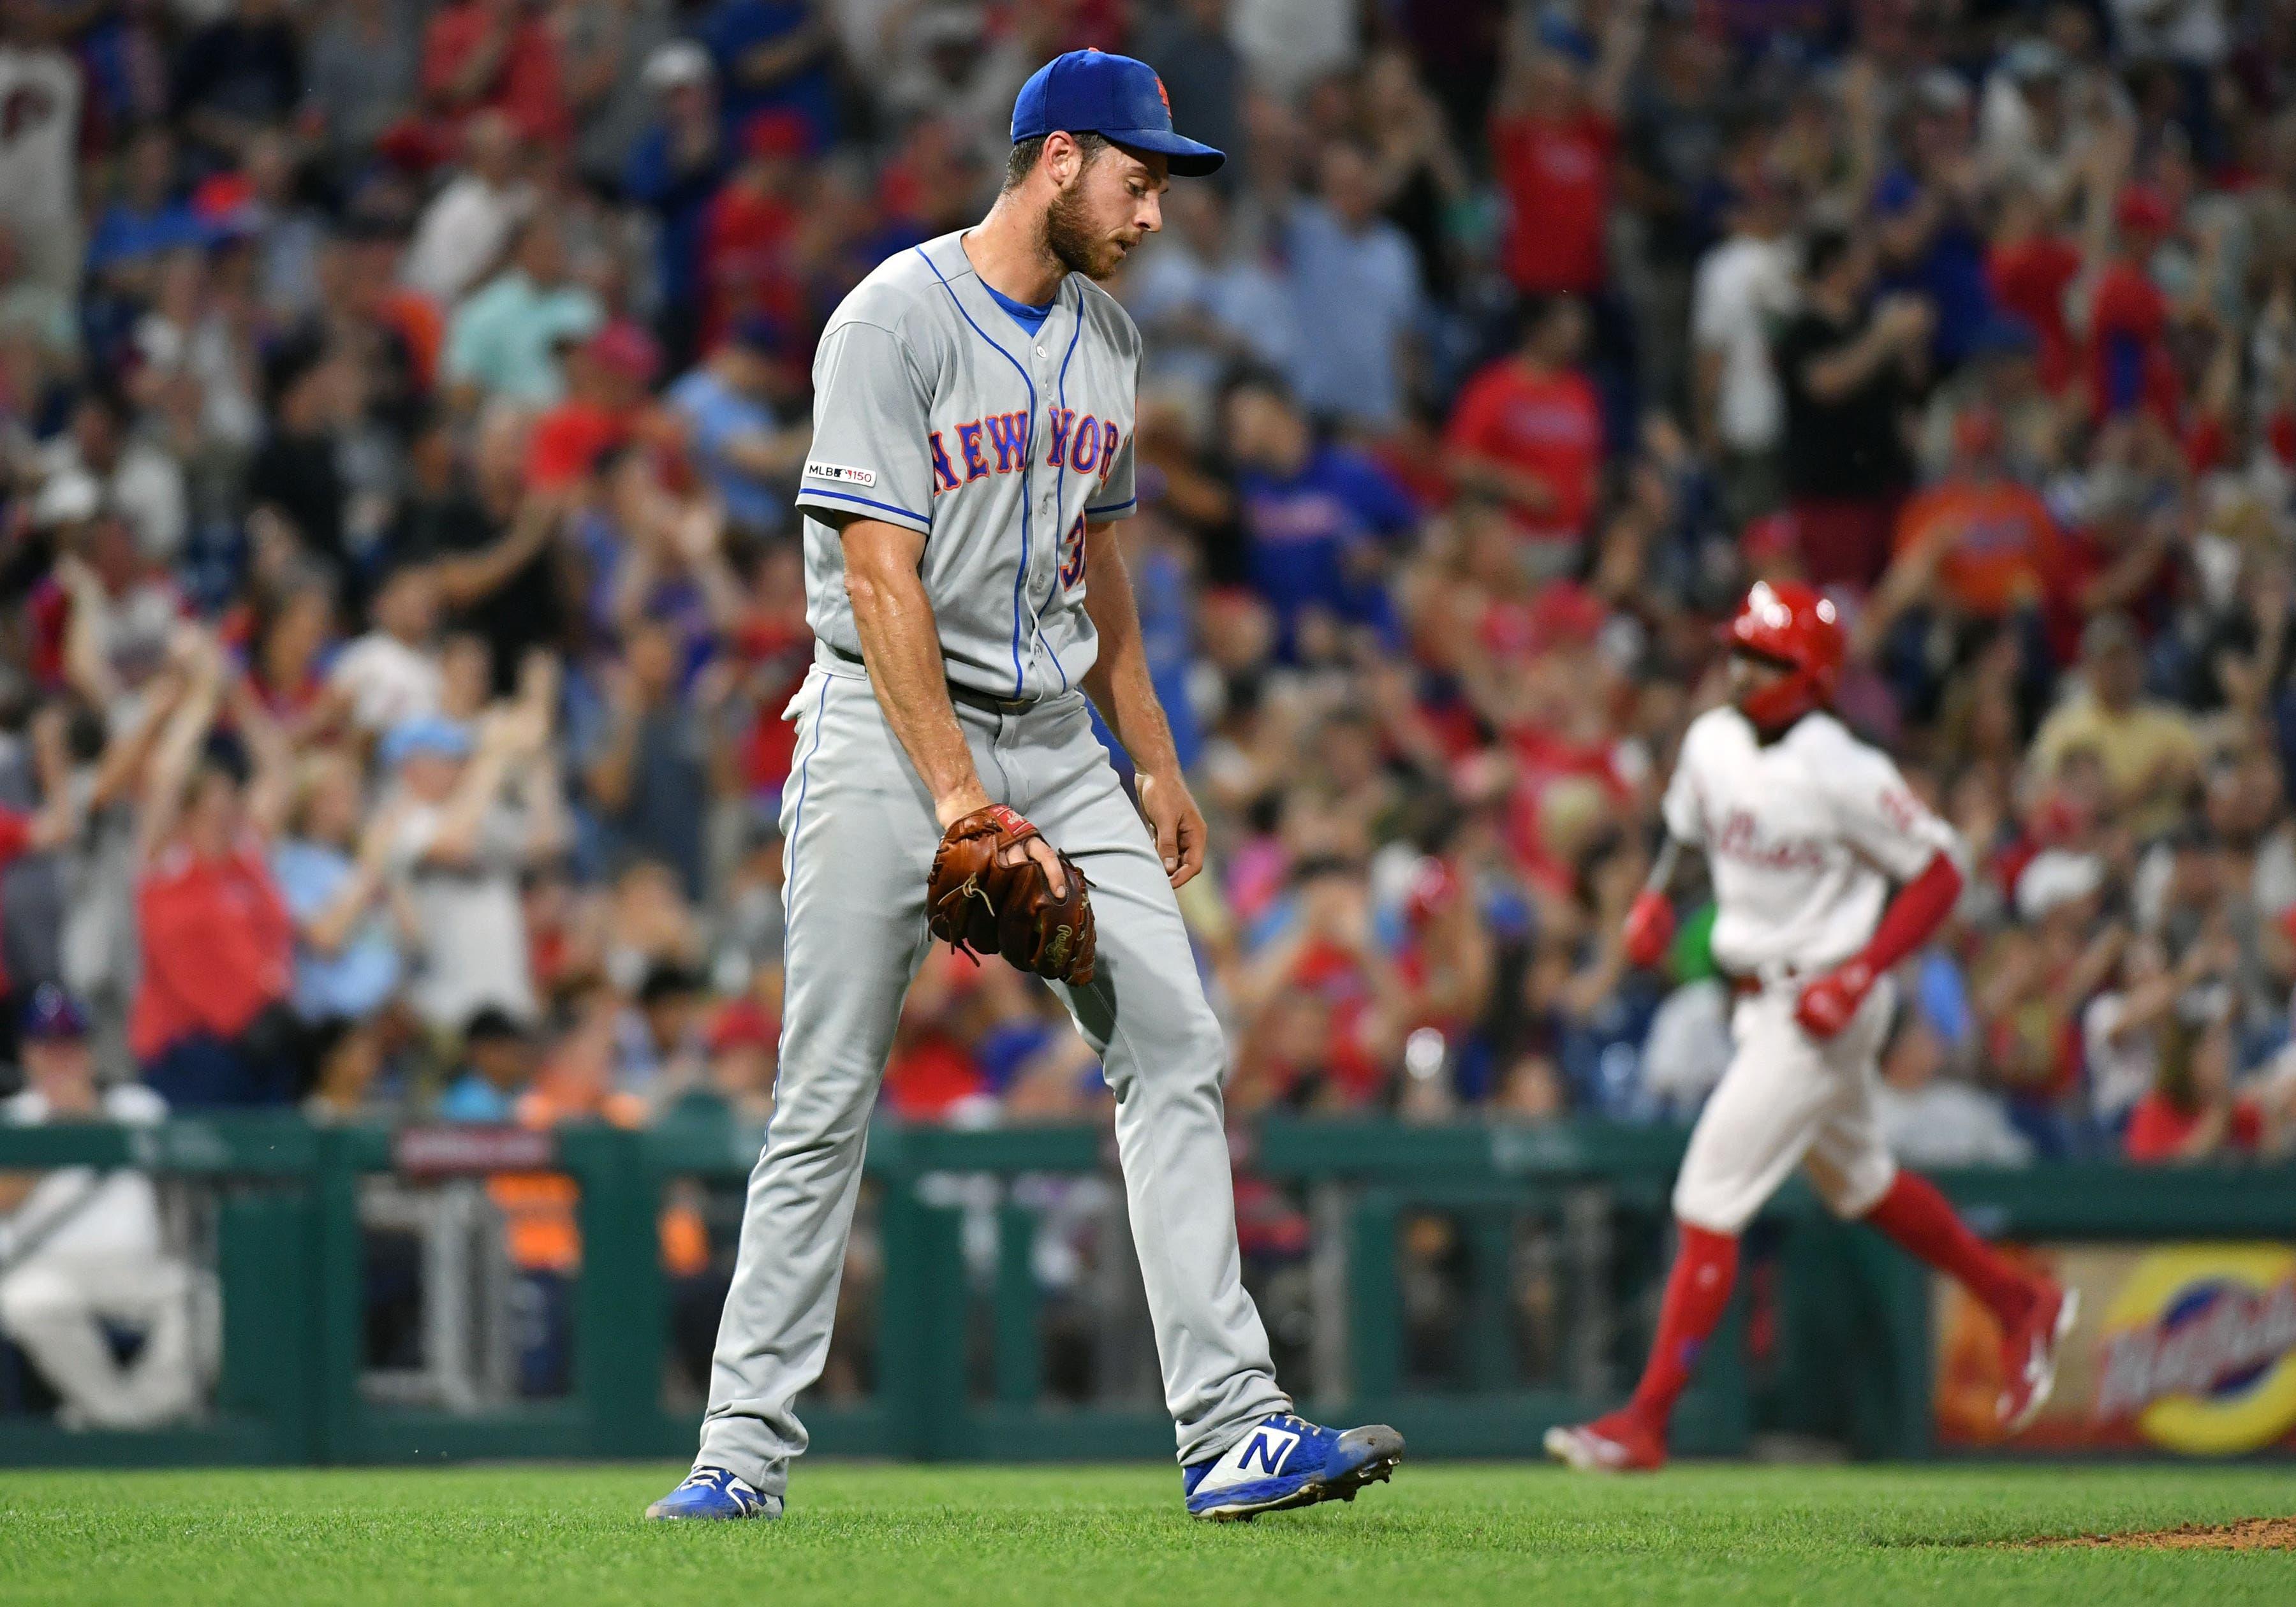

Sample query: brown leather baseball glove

[925,804,1096,985]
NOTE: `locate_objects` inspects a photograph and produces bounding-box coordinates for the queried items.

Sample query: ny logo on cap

[1154,75,1170,115]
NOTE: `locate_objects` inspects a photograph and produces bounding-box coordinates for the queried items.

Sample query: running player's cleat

[1998,1282,2078,1433]
[1544,1409,1667,1472]
[1182,1414,1404,1520]
[644,1466,781,1520]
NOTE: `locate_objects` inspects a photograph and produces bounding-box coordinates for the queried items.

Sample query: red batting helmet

[1725,580,1843,731]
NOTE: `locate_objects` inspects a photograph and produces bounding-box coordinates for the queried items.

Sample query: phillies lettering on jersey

[791,231,1140,702]
[1710,809,1828,873]
[1663,706,1961,976]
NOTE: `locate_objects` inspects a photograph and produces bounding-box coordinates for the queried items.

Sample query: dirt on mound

[2014,1516,2296,1551]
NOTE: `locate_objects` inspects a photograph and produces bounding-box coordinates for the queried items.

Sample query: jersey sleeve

[1821,735,1962,881]
[1661,756,1705,847]
[794,321,935,538]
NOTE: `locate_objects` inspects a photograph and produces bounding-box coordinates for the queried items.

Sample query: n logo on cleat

[1234,1427,1299,1478]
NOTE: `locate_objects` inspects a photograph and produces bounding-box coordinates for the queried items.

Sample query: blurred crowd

[0,0,2286,1208]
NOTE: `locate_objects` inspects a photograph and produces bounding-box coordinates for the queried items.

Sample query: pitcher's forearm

[846,557,988,825]
[1080,525,1181,777]
[1083,645,1179,777]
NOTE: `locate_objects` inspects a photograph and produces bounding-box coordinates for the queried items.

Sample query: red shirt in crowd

[2087,260,2182,424]
[1986,234,2082,393]
[2123,1092,2262,1163]
[700,115,810,351]
[1280,940,1387,1108]
[2045,522,2177,657]
[730,617,811,798]
[881,1032,985,1119]
[0,809,33,994]
[420,1,570,147]
[1505,724,1630,897]
[129,837,293,1063]
[526,400,630,490]
[1477,578,1607,666]
[1491,108,1614,296]
[1445,357,1604,541]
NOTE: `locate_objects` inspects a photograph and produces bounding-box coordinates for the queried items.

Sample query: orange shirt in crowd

[377,289,445,394]
[1893,478,2063,617]
[1445,358,1604,541]
[490,1075,705,1277]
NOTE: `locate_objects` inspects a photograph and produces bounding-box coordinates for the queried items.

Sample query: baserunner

[645,48,1403,1525]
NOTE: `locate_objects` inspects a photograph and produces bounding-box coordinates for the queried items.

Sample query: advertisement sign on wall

[1934,1242,2296,1455]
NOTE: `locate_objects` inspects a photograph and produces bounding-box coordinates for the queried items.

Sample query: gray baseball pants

[694,661,1288,1496]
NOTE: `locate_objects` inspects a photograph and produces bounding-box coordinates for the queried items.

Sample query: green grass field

[3,1461,2294,1606]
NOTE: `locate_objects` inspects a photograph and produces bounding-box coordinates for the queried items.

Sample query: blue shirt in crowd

[666,365,786,535]
[700,0,837,142]
[1874,168,1998,371]
[437,1074,519,1124]
[1237,445,1417,655]
[624,124,731,324]
[1281,200,1424,429]
[271,839,403,1022]
[85,203,207,275]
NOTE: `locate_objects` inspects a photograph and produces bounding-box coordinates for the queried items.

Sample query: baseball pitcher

[647,50,1402,1523]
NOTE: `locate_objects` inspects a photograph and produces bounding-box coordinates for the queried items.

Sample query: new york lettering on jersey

[928,408,1126,495]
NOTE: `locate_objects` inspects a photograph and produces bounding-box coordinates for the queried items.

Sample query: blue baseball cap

[1010,50,1225,177]
[379,714,474,771]
[22,983,88,1042]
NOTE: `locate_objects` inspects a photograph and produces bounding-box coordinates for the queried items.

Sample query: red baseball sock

[1862,1170,2033,1325]
[1625,1221,1740,1427]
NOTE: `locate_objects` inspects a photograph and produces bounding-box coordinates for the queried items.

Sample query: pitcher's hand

[1137,768,1206,888]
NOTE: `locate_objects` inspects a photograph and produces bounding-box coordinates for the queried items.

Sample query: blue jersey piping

[915,244,1039,700]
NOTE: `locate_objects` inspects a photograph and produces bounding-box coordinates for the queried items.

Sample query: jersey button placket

[1033,346,1056,522]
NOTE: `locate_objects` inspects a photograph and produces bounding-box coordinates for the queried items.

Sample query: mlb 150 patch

[806,460,878,488]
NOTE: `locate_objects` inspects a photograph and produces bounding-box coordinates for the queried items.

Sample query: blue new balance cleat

[1182,1414,1404,1521]
[644,1466,782,1520]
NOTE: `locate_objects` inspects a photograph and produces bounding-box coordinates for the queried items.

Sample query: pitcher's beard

[1045,184,1121,281]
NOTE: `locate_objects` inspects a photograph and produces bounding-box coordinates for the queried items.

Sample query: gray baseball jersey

[793,230,1140,702]
[691,230,1288,1502]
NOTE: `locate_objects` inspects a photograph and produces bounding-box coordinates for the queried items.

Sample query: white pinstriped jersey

[1663,707,1962,974]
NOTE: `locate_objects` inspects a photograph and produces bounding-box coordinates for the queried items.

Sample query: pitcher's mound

[2015,1516,2296,1551]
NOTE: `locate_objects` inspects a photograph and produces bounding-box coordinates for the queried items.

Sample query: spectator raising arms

[129,629,296,1108]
